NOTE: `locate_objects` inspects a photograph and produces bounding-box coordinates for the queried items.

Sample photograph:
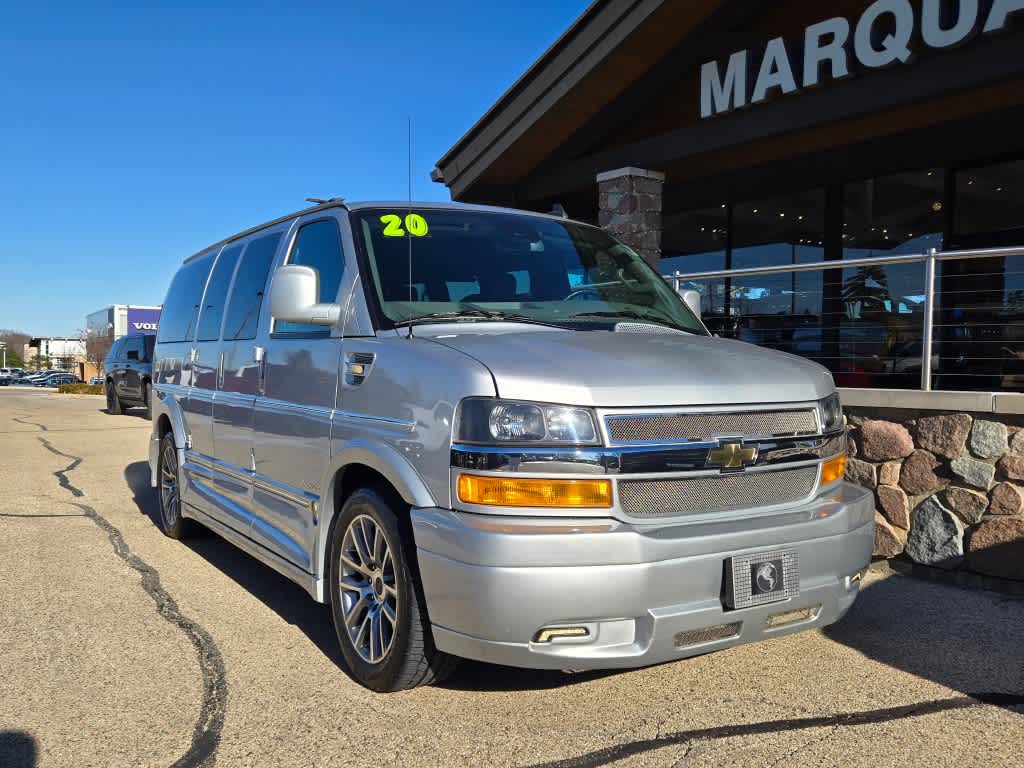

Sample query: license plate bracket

[725,550,799,609]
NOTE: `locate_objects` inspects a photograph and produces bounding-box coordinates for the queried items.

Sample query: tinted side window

[197,245,243,342]
[124,336,142,359]
[223,233,282,341]
[159,254,215,343]
[274,220,343,335]
[106,338,124,363]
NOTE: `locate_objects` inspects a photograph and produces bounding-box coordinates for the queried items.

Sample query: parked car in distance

[89,376,105,386]
[44,373,81,387]
[150,200,870,692]
[104,333,155,417]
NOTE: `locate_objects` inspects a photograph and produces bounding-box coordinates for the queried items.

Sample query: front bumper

[411,481,873,670]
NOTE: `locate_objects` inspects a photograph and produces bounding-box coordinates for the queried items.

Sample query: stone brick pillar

[597,167,665,268]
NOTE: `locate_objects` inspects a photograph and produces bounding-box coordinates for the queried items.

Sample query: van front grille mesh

[618,466,818,518]
[606,410,817,443]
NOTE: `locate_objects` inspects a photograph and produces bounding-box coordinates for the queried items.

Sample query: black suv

[104,334,155,417]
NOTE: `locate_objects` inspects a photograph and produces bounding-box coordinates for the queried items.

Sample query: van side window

[222,233,282,341]
[274,219,343,335]
[197,245,243,342]
[158,253,215,343]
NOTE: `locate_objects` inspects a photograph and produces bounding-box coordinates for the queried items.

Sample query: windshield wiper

[394,309,566,329]
[568,310,696,333]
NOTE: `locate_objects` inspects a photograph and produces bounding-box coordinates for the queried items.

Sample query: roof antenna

[406,115,414,339]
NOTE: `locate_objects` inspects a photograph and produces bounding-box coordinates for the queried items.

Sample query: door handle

[254,346,266,392]
[217,352,225,389]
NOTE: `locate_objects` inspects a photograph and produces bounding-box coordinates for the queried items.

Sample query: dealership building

[434,0,1024,576]
[85,304,162,341]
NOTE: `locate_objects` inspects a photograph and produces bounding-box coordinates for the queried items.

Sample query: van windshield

[351,207,706,334]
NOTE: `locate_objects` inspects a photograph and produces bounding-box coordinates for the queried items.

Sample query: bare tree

[80,326,114,373]
[0,329,31,368]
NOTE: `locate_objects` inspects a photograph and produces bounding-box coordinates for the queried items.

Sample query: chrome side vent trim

[344,352,376,388]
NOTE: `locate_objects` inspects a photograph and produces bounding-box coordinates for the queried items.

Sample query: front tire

[106,382,122,415]
[157,432,192,539]
[329,487,456,691]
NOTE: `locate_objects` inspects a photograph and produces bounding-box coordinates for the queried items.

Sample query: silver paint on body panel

[150,201,868,671]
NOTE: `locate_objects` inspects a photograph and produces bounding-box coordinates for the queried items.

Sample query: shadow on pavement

[95,407,148,420]
[122,461,606,691]
[0,730,38,768]
[824,566,1024,711]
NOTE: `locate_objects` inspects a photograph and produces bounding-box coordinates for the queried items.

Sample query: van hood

[419,325,834,408]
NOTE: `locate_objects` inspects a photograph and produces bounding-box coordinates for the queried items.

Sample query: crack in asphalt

[516,693,1024,768]
[35,434,228,768]
[12,415,48,431]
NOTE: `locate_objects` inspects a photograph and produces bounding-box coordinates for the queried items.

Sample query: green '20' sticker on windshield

[380,213,429,237]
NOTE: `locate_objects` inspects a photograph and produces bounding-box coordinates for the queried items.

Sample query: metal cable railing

[664,245,1024,392]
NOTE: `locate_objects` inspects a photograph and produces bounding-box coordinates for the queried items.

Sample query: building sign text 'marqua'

[700,0,1024,119]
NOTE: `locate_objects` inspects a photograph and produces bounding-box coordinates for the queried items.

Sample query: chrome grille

[618,466,818,518]
[607,409,817,443]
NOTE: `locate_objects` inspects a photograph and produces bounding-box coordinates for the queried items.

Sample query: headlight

[819,393,843,432]
[457,398,600,445]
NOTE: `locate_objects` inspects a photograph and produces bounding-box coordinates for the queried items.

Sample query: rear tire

[329,487,457,691]
[106,382,122,415]
[142,381,152,420]
[157,432,193,539]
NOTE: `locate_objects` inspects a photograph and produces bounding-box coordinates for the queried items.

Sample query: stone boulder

[950,456,995,490]
[845,457,877,490]
[997,453,1024,481]
[969,420,1009,460]
[873,512,907,558]
[861,420,914,462]
[878,461,902,486]
[989,482,1024,516]
[899,450,943,495]
[942,486,989,525]
[877,485,910,529]
[1011,429,1024,455]
[967,517,1024,580]
[905,496,964,569]
[913,413,971,460]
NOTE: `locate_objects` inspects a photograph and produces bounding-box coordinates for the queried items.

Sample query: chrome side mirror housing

[679,289,702,320]
[269,265,341,327]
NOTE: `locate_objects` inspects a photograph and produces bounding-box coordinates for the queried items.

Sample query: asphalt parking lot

[1,388,1022,768]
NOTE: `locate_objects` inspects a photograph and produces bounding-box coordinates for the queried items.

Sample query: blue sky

[0,1,589,336]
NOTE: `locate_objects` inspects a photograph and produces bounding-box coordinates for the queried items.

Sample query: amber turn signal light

[820,454,847,485]
[457,474,613,508]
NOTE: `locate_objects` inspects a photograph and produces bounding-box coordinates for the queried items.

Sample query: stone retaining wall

[844,406,1024,581]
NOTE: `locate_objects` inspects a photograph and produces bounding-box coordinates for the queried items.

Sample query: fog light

[765,605,820,629]
[457,474,612,508]
[820,454,847,485]
[673,622,741,648]
[533,626,590,643]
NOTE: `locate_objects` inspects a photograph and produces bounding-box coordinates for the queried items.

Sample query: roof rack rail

[550,203,568,219]
[305,196,346,205]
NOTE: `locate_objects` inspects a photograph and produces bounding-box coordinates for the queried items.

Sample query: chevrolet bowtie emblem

[707,441,757,470]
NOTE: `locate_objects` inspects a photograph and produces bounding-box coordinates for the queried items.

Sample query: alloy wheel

[159,440,180,529]
[339,514,399,664]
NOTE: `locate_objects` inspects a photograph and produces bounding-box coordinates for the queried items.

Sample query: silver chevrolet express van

[150,200,872,691]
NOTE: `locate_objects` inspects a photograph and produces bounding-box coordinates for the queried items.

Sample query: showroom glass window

[730,189,826,353]
[944,158,1024,391]
[661,204,728,321]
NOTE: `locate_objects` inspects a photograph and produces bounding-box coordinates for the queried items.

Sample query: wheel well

[332,464,403,516]
[156,414,172,440]
[323,463,406,583]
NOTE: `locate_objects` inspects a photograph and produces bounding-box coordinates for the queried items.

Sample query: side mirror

[269,265,341,327]
[679,289,702,320]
